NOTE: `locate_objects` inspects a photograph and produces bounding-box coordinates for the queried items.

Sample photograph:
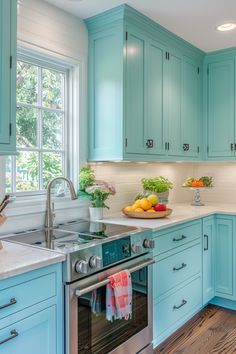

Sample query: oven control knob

[89,256,102,269]
[132,244,142,254]
[75,260,89,274]
[143,239,155,249]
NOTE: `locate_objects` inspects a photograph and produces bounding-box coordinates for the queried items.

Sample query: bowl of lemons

[122,195,172,219]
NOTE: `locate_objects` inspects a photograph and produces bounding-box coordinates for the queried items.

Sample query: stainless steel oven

[65,254,154,354]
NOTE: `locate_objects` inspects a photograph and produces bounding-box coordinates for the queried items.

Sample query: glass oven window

[77,268,148,354]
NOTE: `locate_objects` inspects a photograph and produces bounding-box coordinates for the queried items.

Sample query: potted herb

[141,176,173,203]
[78,166,116,220]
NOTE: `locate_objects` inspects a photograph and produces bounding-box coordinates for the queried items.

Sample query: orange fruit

[134,207,144,212]
[124,206,133,211]
[133,199,142,208]
[140,198,152,211]
[146,209,155,212]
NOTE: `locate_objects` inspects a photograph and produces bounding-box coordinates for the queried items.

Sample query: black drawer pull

[204,234,209,251]
[0,329,18,345]
[173,235,187,242]
[0,298,17,310]
[173,299,187,310]
[173,263,187,271]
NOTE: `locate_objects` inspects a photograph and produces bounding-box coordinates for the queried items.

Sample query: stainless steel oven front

[65,254,154,354]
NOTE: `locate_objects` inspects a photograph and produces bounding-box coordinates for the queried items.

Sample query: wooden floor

[154,305,236,354]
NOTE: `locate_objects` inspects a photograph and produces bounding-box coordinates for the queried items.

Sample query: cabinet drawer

[153,243,201,299]
[153,276,202,339]
[0,272,56,320]
[153,221,201,256]
[0,306,56,354]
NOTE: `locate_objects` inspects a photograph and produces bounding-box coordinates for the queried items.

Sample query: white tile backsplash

[92,162,236,214]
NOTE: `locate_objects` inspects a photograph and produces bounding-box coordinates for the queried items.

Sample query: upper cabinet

[86,5,204,162]
[205,55,235,159]
[0,0,16,155]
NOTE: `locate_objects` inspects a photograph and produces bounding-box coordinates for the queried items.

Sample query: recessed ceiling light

[217,23,236,32]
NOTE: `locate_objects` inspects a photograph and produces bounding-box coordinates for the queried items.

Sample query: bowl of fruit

[122,195,172,219]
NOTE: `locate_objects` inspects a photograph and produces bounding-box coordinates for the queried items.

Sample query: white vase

[89,207,103,221]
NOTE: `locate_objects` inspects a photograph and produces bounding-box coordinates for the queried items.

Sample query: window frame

[6,46,79,198]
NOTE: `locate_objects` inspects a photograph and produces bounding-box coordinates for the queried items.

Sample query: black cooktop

[4,220,142,252]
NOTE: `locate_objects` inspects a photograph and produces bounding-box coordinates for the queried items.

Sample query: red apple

[154,203,167,212]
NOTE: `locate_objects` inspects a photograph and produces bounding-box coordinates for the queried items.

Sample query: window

[6,55,69,194]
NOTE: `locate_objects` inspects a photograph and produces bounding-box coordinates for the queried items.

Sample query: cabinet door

[126,30,147,154]
[145,39,167,156]
[166,50,183,157]
[207,59,235,158]
[215,217,233,298]
[88,26,123,161]
[0,306,56,354]
[182,57,201,158]
[0,0,16,153]
[203,217,215,304]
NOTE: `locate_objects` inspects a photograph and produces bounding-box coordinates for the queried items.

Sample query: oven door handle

[75,258,155,297]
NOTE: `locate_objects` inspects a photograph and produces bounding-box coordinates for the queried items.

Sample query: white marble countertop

[0,241,65,280]
[102,203,236,231]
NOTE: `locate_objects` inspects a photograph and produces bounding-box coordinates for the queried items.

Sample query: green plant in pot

[78,166,116,220]
[141,176,173,204]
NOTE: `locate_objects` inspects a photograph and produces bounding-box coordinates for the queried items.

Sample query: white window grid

[9,55,70,195]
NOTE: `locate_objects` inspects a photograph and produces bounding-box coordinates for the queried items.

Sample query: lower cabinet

[153,214,236,349]
[203,216,215,305]
[152,221,202,346]
[0,263,63,354]
[153,276,202,345]
[0,306,56,354]
[215,216,234,299]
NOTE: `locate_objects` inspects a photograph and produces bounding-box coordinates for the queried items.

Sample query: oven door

[65,255,154,354]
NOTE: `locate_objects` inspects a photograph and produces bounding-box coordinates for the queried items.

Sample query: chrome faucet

[45,177,77,240]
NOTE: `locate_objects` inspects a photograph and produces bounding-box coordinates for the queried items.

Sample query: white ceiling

[44,0,236,52]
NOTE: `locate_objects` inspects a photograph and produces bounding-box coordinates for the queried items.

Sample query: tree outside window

[6,58,68,194]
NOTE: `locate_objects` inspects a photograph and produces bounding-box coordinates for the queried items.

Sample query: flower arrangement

[78,166,116,209]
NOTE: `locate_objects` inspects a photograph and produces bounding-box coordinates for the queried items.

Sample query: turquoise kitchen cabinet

[215,216,234,299]
[202,216,215,305]
[125,28,147,155]
[126,28,167,156]
[0,0,16,154]
[0,306,56,354]
[152,220,202,346]
[153,276,202,346]
[182,56,201,158]
[166,49,183,157]
[145,39,167,156]
[86,5,204,162]
[206,58,235,159]
[0,264,63,354]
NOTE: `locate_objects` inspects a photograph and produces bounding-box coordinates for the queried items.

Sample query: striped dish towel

[106,270,132,322]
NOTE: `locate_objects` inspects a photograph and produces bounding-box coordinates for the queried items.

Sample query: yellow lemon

[134,207,144,212]
[147,209,156,212]
[147,194,159,206]
[124,206,133,211]
[140,198,152,211]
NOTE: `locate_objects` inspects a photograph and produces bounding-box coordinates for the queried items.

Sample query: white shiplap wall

[18,0,88,60]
